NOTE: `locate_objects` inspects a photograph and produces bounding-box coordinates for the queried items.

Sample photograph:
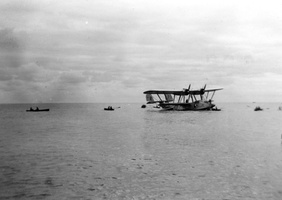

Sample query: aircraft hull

[159,101,215,111]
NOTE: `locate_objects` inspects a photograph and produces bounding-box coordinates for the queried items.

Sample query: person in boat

[30,107,34,111]
[36,107,39,111]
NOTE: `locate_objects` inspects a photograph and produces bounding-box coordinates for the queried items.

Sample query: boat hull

[26,109,50,112]
[159,101,215,111]
[104,108,114,111]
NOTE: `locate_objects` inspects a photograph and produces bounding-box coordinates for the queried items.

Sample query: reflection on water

[1,103,282,199]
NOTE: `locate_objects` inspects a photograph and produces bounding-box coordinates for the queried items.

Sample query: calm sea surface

[1,103,282,200]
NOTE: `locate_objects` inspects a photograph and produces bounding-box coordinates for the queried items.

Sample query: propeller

[183,84,191,94]
[200,84,206,95]
[188,84,191,91]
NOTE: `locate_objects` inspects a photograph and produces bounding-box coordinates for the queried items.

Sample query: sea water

[1,103,282,200]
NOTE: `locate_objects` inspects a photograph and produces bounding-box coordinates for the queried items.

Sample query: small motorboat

[26,107,50,112]
[254,106,263,111]
[104,106,114,111]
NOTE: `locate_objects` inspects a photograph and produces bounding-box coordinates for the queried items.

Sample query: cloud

[0,28,20,50]
[0,0,40,14]
[0,28,26,68]
[0,69,13,81]
[0,0,282,103]
[59,72,87,85]
[88,71,119,83]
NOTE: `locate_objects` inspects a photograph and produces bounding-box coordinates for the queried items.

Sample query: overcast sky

[1,0,282,103]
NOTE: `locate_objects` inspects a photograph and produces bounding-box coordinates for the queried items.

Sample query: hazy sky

[1,0,282,103]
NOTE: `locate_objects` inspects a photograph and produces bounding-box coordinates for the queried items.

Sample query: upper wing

[188,88,223,95]
[203,88,223,92]
[143,90,185,95]
[144,88,223,95]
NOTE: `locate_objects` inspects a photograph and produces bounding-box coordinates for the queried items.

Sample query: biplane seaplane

[143,85,223,111]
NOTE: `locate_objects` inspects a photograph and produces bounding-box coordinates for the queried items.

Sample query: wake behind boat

[143,84,223,111]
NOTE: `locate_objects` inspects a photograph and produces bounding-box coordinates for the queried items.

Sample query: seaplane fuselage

[159,100,214,111]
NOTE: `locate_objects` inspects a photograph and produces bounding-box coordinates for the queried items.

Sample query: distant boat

[104,106,114,111]
[26,108,49,112]
[254,106,263,111]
